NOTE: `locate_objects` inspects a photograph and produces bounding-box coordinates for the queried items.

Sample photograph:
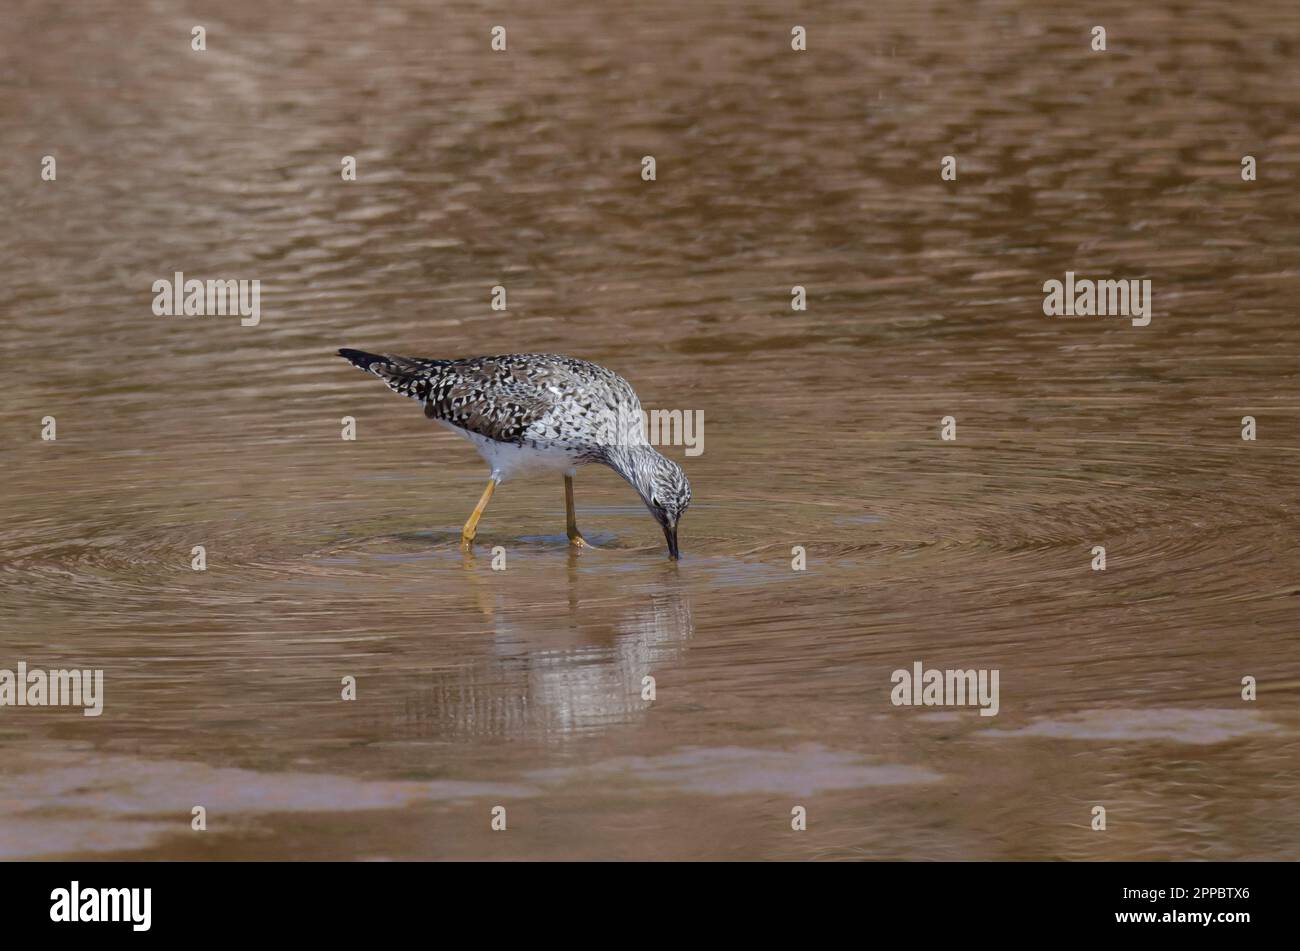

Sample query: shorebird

[338,349,691,559]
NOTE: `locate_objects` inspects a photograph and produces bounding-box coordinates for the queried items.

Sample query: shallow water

[2,0,1299,860]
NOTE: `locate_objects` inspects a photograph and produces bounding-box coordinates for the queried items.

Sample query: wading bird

[338,349,691,559]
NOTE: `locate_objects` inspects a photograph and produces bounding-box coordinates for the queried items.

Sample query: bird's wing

[340,350,622,446]
[338,349,445,402]
[424,362,559,444]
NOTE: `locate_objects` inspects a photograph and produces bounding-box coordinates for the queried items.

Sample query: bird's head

[610,446,691,559]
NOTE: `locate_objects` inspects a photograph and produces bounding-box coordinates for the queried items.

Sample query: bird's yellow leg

[565,475,593,548]
[461,478,497,549]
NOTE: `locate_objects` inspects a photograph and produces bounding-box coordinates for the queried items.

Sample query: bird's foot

[568,532,595,549]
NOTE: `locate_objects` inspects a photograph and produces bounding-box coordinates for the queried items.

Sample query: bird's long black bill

[664,524,680,560]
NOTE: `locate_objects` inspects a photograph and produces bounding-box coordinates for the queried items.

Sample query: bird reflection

[400,553,694,741]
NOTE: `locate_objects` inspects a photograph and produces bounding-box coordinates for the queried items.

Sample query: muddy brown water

[2,1,1299,860]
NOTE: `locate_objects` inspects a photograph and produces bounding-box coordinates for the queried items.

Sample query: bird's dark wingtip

[338,348,382,371]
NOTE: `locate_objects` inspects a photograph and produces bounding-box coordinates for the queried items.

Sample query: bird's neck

[602,443,662,497]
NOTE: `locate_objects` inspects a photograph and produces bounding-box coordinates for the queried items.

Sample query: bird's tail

[337,348,444,403]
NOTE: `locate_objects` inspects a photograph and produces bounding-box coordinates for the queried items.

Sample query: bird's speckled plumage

[337,348,692,555]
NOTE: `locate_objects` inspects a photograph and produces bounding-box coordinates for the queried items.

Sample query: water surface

[2,0,1298,860]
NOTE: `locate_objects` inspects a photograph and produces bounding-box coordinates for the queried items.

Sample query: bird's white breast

[439,422,582,483]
